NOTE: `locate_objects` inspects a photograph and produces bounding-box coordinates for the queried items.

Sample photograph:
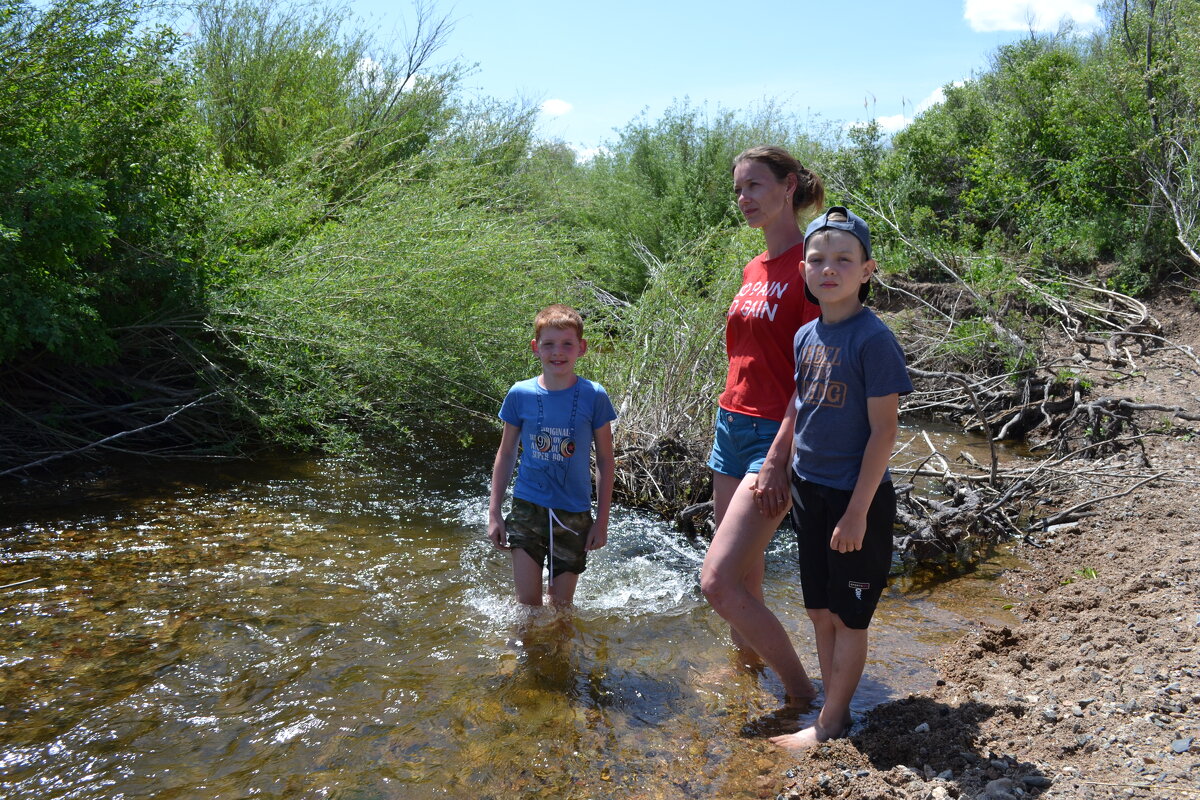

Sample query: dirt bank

[775,289,1200,800]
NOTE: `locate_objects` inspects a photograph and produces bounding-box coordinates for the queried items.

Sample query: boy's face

[532,325,586,379]
[803,230,876,310]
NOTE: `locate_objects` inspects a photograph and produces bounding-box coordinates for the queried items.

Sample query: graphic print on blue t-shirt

[791,308,913,492]
[498,377,617,513]
[797,344,847,408]
[530,380,579,491]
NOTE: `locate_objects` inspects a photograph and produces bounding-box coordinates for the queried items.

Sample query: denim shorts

[707,408,782,478]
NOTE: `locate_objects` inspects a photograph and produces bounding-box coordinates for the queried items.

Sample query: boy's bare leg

[546,571,579,607]
[702,473,815,702]
[808,607,836,688]
[772,610,868,750]
[511,547,545,606]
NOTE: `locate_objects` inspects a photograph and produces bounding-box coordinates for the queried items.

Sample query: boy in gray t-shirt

[772,207,913,752]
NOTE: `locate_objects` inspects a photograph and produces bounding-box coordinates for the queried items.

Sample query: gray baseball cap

[804,206,872,260]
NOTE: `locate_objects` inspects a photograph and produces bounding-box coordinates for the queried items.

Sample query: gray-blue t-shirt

[499,377,617,512]
[791,307,913,491]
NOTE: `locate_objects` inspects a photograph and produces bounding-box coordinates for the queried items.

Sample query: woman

[700,145,824,703]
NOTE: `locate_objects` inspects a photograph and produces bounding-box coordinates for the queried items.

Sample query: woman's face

[732,159,794,230]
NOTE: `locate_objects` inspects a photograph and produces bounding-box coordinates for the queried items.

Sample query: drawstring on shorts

[545,507,581,586]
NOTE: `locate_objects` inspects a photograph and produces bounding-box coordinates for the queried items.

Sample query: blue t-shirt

[499,377,617,513]
[791,307,913,491]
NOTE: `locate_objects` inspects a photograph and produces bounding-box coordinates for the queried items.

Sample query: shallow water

[0,436,1019,799]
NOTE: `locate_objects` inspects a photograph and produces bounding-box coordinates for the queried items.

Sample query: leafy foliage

[0,0,205,364]
[5,0,1200,476]
[837,9,1200,288]
[191,0,463,204]
[560,102,818,297]
[207,168,593,444]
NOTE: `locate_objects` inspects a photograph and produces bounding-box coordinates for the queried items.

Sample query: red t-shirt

[718,243,819,421]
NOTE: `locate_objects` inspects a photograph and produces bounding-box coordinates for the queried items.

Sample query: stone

[982,777,1017,799]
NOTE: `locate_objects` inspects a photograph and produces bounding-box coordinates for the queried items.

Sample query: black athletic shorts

[789,475,895,630]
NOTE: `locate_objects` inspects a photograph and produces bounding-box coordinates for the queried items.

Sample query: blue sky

[350,0,1104,157]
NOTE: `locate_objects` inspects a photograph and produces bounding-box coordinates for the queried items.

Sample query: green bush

[207,168,595,444]
[0,0,205,364]
[191,0,462,204]
[563,101,818,297]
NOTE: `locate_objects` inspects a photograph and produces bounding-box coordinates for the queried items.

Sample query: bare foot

[740,701,817,738]
[785,680,819,706]
[769,719,849,752]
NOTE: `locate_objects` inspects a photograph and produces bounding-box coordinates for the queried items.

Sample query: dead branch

[908,367,999,486]
[1036,472,1167,529]
[0,321,246,479]
[0,392,224,478]
[0,578,38,591]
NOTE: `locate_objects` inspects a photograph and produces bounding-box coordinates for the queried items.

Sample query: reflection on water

[0,436,1018,799]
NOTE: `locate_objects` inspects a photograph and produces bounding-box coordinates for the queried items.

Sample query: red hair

[534,304,584,339]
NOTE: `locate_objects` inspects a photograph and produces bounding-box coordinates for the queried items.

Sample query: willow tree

[0,0,217,476]
[1104,0,1200,267]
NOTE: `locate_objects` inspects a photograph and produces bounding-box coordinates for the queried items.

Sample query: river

[0,431,1019,799]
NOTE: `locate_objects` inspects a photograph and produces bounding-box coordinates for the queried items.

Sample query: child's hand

[830,514,866,553]
[488,519,509,550]
[585,521,608,551]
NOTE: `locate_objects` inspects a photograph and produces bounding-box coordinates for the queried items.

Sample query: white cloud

[354,57,417,93]
[964,0,1101,33]
[570,144,609,163]
[541,98,573,117]
[867,83,965,135]
[875,114,909,134]
[914,85,942,114]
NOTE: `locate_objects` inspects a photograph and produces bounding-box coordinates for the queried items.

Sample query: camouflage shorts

[504,497,593,577]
